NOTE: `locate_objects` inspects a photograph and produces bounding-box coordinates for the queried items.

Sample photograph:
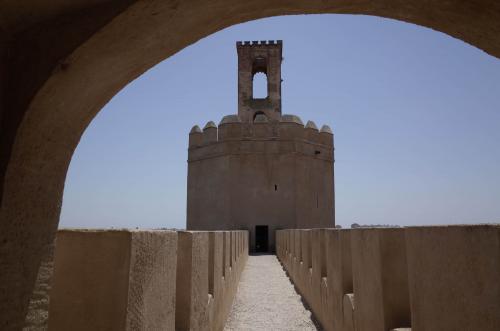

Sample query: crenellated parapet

[236,40,282,47]
[49,229,249,331]
[203,121,217,144]
[277,225,500,331]
[189,113,333,149]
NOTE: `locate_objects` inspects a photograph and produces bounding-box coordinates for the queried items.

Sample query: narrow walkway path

[224,254,319,331]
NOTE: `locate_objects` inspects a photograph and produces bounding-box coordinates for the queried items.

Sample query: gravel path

[224,254,320,331]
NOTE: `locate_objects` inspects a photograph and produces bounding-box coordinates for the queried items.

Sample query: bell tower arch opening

[252,55,268,98]
[252,72,268,98]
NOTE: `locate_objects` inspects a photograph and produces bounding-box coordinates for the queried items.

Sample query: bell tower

[236,40,282,122]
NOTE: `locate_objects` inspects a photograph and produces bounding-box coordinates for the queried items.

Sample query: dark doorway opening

[255,225,269,252]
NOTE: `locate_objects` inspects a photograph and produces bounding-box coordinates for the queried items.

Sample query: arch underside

[0,0,499,329]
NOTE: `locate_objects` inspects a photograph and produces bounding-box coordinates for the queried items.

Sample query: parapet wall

[48,229,248,331]
[189,115,333,151]
[276,225,500,331]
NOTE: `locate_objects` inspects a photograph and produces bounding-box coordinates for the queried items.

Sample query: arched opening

[253,72,268,98]
[1,2,500,327]
[253,111,267,122]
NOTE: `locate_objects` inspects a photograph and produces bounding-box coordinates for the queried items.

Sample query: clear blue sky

[60,14,500,229]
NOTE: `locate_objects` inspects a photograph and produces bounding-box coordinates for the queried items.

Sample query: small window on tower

[274,184,278,191]
[253,72,268,98]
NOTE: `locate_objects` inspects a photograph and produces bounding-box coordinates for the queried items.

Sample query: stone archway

[1,1,499,329]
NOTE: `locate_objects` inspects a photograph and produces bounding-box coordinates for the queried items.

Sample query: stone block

[325,229,353,331]
[231,231,236,267]
[351,228,410,331]
[189,126,203,147]
[276,230,282,258]
[203,123,218,144]
[343,293,355,331]
[310,229,327,324]
[300,230,312,269]
[49,230,177,331]
[319,129,333,147]
[208,232,223,300]
[278,121,304,140]
[218,122,242,141]
[243,231,248,255]
[298,230,312,296]
[175,231,209,331]
[208,232,226,331]
[253,122,274,138]
[225,231,231,274]
[293,229,302,282]
[304,123,320,144]
[295,229,301,261]
[405,225,500,331]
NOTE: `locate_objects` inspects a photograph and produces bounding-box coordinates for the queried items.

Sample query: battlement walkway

[224,254,319,331]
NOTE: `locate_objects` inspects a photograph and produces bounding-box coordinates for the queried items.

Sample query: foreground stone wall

[276,225,500,331]
[48,229,248,331]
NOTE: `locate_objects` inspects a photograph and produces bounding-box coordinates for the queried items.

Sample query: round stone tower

[186,41,335,252]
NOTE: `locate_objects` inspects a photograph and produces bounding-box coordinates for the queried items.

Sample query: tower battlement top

[236,40,282,47]
[188,114,333,149]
